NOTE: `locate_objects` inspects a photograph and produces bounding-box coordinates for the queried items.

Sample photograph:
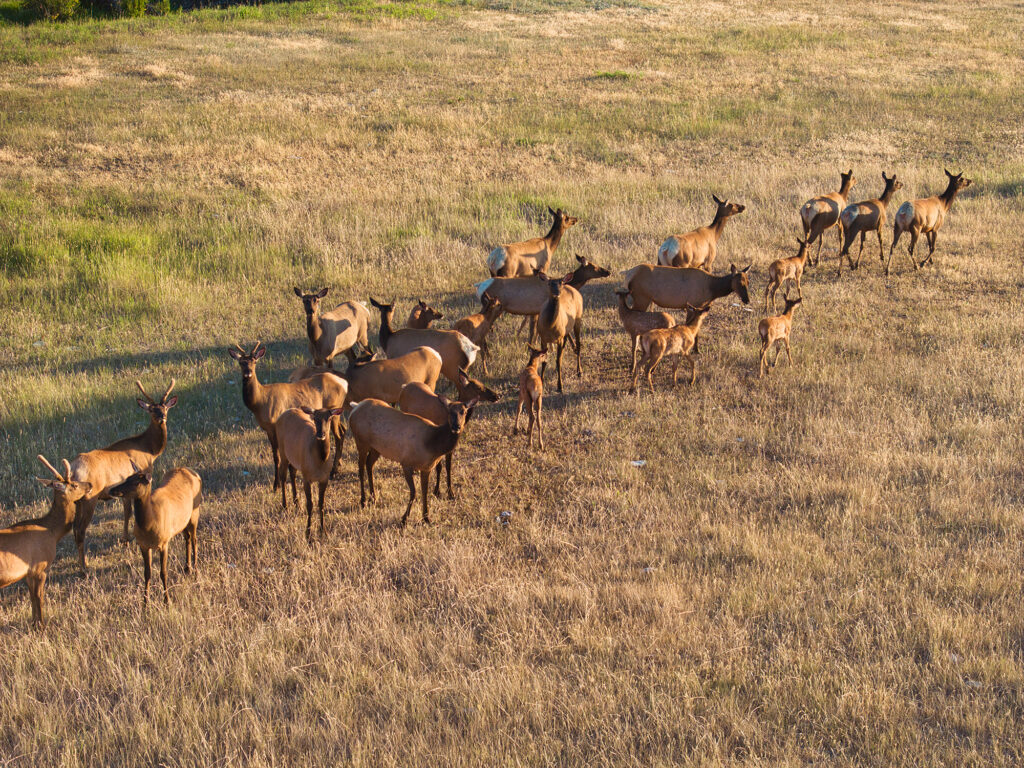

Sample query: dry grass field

[2,0,1024,764]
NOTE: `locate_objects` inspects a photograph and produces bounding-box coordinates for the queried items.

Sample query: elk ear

[253,347,267,360]
[228,349,242,360]
[316,287,329,298]
[293,287,303,297]
[164,395,178,409]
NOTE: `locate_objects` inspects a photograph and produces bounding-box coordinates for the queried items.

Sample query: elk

[535,272,584,394]
[70,379,177,573]
[764,237,811,313]
[1,456,91,628]
[615,288,676,376]
[620,263,751,312]
[348,396,478,526]
[108,463,201,605]
[631,304,711,394]
[800,169,856,266]
[452,295,503,375]
[407,300,444,329]
[887,169,973,274]
[758,297,802,378]
[273,406,346,539]
[512,345,546,449]
[341,347,443,406]
[228,342,347,487]
[369,299,479,384]
[487,207,579,277]
[294,288,371,367]
[398,374,497,499]
[658,196,746,270]
[837,171,903,275]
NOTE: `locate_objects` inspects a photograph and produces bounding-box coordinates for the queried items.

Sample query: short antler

[37,454,65,480]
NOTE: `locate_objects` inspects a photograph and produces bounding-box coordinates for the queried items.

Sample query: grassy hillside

[1,1,1023,764]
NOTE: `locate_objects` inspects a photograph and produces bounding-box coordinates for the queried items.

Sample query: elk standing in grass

[513,345,547,449]
[615,288,676,376]
[631,304,711,393]
[764,237,811,313]
[348,396,477,526]
[369,299,479,384]
[108,463,201,605]
[1,457,91,628]
[658,196,746,270]
[838,172,903,275]
[535,272,584,394]
[758,297,802,378]
[407,300,444,329]
[487,207,579,277]
[70,380,177,573]
[294,288,371,367]
[800,169,856,266]
[886,169,973,274]
[273,406,346,539]
[453,295,503,375]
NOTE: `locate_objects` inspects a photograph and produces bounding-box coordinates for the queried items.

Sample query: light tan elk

[70,379,177,573]
[887,169,973,274]
[348,396,478,526]
[487,207,579,277]
[341,347,443,405]
[228,342,347,487]
[535,272,584,394]
[513,345,546,449]
[658,196,746,270]
[620,263,751,312]
[838,171,903,275]
[764,237,811,313]
[800,169,856,266]
[1,457,91,628]
[632,304,711,393]
[406,300,444,329]
[615,288,676,376]
[398,376,498,499]
[294,288,371,367]
[274,406,346,539]
[369,299,479,384]
[758,297,802,378]
[452,295,503,375]
[108,463,201,605]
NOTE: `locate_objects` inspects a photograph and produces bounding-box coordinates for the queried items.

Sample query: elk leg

[74,498,97,574]
[400,468,416,527]
[142,546,152,606]
[555,339,565,394]
[420,470,432,524]
[160,548,169,605]
[304,481,314,540]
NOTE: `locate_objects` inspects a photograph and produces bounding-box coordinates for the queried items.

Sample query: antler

[37,455,64,480]
[136,380,155,404]
[162,378,176,403]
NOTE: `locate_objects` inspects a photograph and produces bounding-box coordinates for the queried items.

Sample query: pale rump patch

[475,278,495,300]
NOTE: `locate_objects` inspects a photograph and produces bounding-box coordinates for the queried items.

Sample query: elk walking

[758,297,802,378]
[886,169,973,274]
[838,171,902,275]
[658,196,745,270]
[799,169,856,266]
[487,208,579,277]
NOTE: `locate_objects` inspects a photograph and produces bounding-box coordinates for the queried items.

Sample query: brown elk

[406,300,444,329]
[294,288,371,367]
[273,406,346,539]
[631,304,711,393]
[487,207,579,277]
[348,396,478,526]
[800,169,856,266]
[369,298,479,384]
[758,297,802,378]
[615,288,676,376]
[228,342,347,487]
[452,295,503,375]
[70,379,177,573]
[658,196,746,270]
[838,172,903,275]
[764,237,811,313]
[535,272,584,394]
[1,456,91,627]
[513,345,546,449]
[108,463,201,605]
[887,169,973,274]
[398,376,498,499]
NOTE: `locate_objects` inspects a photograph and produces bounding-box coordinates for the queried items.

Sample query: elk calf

[764,238,811,313]
[513,346,546,449]
[615,288,675,375]
[274,406,346,539]
[632,304,711,393]
[758,297,802,378]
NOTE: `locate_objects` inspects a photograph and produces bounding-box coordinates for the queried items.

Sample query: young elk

[294,288,371,367]
[1,457,91,628]
[348,396,478,526]
[758,297,802,378]
[536,272,584,394]
[108,463,201,605]
[838,171,902,275]
[800,169,856,266]
[370,298,479,384]
[887,169,973,274]
[398,374,498,500]
[453,295,503,375]
[274,406,346,539]
[407,300,444,329]
[228,342,347,487]
[658,196,746,270]
[764,237,811,313]
[487,207,580,277]
[513,345,546,449]
[631,304,711,394]
[70,379,177,573]
[615,288,676,376]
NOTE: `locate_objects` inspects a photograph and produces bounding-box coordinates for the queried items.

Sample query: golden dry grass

[1,0,1024,764]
